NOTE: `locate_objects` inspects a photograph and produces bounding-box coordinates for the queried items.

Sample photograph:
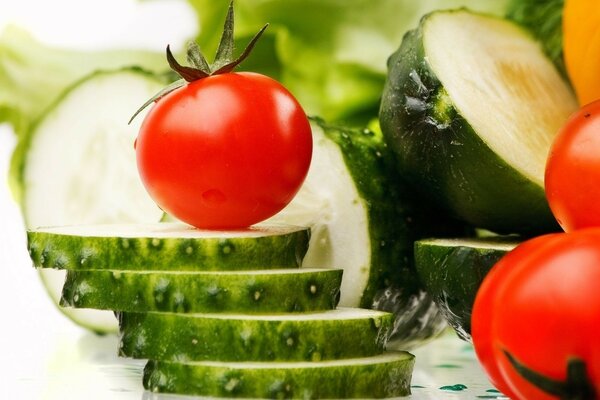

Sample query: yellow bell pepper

[563,0,600,105]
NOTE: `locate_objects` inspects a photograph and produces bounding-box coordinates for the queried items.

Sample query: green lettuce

[0,26,168,136]
[187,0,510,123]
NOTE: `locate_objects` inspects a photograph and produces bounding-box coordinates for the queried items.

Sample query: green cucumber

[414,237,519,341]
[9,68,170,334]
[379,9,577,234]
[266,119,467,349]
[118,307,393,362]
[143,351,415,398]
[61,268,341,313]
[28,223,309,271]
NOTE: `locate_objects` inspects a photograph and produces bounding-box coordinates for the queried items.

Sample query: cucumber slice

[10,68,169,334]
[28,223,309,271]
[414,237,519,341]
[61,268,342,313]
[380,9,577,234]
[118,307,393,362]
[143,351,415,398]
[266,119,465,349]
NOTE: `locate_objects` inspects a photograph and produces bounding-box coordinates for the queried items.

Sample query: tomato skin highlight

[472,230,600,400]
[546,100,600,231]
[136,72,312,229]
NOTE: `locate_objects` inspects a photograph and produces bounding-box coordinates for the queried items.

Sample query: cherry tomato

[472,230,600,400]
[136,72,312,229]
[545,99,600,231]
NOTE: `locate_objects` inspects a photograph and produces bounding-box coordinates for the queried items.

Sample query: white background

[0,1,497,398]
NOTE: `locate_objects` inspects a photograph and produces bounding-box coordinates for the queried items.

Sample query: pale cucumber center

[423,11,577,186]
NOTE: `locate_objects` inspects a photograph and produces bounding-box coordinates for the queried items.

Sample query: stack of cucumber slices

[27,222,415,398]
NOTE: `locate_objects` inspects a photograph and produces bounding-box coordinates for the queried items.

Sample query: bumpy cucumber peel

[143,352,415,398]
[118,308,394,362]
[27,224,309,271]
[129,0,267,123]
[61,268,342,314]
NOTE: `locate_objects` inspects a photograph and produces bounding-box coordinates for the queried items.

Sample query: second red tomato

[136,72,313,229]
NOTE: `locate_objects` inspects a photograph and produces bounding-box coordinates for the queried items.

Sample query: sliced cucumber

[118,307,393,362]
[61,268,341,314]
[143,351,415,398]
[28,223,309,271]
[266,119,465,349]
[380,9,577,234]
[414,237,519,341]
[9,68,169,334]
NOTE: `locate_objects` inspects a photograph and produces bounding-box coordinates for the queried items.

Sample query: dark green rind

[61,268,342,313]
[379,10,560,235]
[143,352,415,399]
[27,225,309,271]
[118,308,393,362]
[506,0,566,78]
[414,237,519,341]
[314,119,468,348]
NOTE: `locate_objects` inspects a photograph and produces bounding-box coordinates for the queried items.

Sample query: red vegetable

[472,230,600,400]
[546,99,600,231]
[133,3,311,229]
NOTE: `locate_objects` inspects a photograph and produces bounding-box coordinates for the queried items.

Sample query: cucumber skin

[143,352,415,399]
[61,269,342,313]
[379,11,559,235]
[27,227,309,271]
[315,119,467,348]
[414,238,518,341]
[118,310,393,362]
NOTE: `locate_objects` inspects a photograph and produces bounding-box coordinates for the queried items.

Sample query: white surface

[0,1,502,398]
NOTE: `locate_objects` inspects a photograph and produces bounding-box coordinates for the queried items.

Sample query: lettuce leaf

[0,26,168,136]
[187,0,510,124]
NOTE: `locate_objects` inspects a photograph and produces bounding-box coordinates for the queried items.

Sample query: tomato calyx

[129,0,268,123]
[503,350,596,400]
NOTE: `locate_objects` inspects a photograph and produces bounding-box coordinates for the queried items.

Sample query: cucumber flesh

[143,351,415,398]
[61,268,342,313]
[28,223,309,271]
[13,69,168,334]
[118,307,393,362]
[415,236,520,341]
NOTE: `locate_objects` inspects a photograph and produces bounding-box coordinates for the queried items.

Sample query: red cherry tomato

[546,99,600,231]
[472,230,600,400]
[136,72,312,229]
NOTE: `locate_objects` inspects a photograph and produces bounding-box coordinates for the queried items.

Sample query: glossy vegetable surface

[472,231,600,399]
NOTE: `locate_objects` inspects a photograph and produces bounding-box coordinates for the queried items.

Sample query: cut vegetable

[414,237,519,341]
[10,68,170,334]
[28,223,309,271]
[266,119,466,349]
[380,9,577,234]
[118,307,393,362]
[143,351,415,398]
[61,268,341,313]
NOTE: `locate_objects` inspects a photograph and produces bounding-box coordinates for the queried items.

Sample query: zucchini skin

[414,237,518,341]
[379,14,559,235]
[118,309,393,362]
[61,268,342,314]
[316,119,467,348]
[142,352,415,399]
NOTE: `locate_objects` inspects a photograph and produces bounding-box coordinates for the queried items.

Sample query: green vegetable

[187,0,510,124]
[28,223,309,271]
[267,119,468,350]
[414,237,519,341]
[379,9,577,234]
[143,351,415,398]
[11,68,170,334]
[0,26,167,137]
[61,268,342,313]
[506,0,566,76]
[118,308,393,362]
